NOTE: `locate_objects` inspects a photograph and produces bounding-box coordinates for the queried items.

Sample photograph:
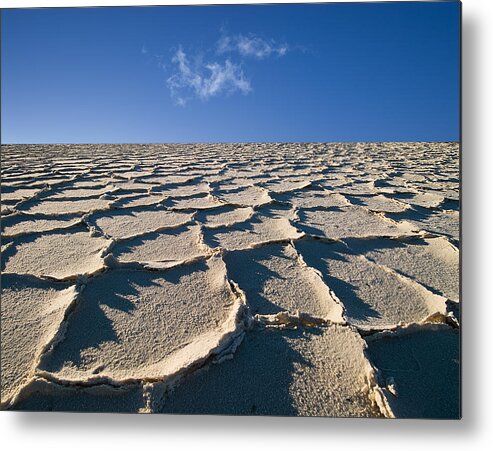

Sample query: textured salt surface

[12,378,147,413]
[20,198,113,215]
[2,229,109,279]
[1,275,76,406]
[0,143,459,417]
[275,190,349,209]
[388,209,460,243]
[167,194,223,210]
[195,206,254,228]
[213,186,272,207]
[113,194,164,209]
[203,216,303,251]
[1,188,43,202]
[89,209,192,239]
[296,207,415,240]
[345,194,409,213]
[112,224,209,265]
[2,214,81,238]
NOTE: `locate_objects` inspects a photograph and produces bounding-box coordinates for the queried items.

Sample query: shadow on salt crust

[37,255,239,382]
[365,326,460,419]
[295,239,446,330]
[345,237,459,302]
[12,378,146,413]
[159,327,381,417]
[223,243,342,321]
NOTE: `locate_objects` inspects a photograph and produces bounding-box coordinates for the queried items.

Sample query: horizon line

[1,140,460,145]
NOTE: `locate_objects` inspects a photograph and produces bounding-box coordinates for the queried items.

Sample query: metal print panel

[0,2,461,418]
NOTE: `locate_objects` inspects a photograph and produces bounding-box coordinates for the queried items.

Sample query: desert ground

[1,142,459,417]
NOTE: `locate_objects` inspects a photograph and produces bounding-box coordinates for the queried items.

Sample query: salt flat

[0,142,460,417]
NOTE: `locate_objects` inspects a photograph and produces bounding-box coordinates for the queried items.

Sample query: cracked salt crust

[2,230,109,279]
[48,186,118,199]
[295,240,447,331]
[167,194,223,210]
[195,206,254,228]
[0,142,460,416]
[296,206,416,240]
[388,209,459,243]
[275,190,349,209]
[157,182,210,197]
[89,208,193,239]
[19,197,113,215]
[346,194,410,213]
[405,192,445,209]
[224,243,343,322]
[2,214,82,238]
[111,193,165,208]
[261,179,312,193]
[203,216,303,251]
[112,224,209,264]
[36,255,242,382]
[349,236,459,302]
[213,186,272,207]
[1,188,43,202]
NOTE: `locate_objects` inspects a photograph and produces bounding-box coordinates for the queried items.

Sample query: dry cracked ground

[0,143,460,418]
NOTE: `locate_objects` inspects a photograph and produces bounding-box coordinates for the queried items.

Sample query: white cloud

[155,31,289,106]
[166,47,251,105]
[217,33,289,59]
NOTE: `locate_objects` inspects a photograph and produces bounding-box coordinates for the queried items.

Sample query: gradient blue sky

[1,2,460,143]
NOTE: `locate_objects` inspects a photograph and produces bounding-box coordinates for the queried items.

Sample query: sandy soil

[1,142,460,417]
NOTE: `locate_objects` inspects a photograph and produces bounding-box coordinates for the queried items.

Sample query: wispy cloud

[143,30,289,106]
[217,33,289,59]
[166,47,251,106]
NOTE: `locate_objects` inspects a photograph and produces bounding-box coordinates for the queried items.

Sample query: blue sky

[1,2,460,143]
